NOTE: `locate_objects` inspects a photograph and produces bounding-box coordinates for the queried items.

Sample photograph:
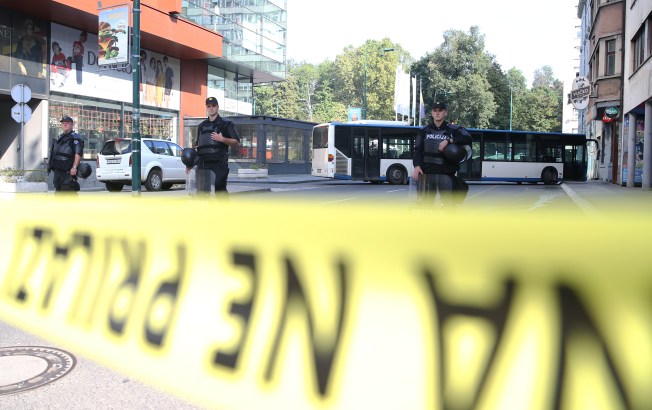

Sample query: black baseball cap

[432,101,447,110]
[205,97,218,105]
[60,115,73,123]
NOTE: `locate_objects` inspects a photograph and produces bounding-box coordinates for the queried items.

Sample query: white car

[96,138,187,192]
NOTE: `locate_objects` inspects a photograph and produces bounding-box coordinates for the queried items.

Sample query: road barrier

[1,195,650,409]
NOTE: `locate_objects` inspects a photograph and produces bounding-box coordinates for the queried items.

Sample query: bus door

[352,128,380,180]
[563,143,587,181]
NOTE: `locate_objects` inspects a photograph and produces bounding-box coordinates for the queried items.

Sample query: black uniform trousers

[53,169,79,194]
[196,158,229,194]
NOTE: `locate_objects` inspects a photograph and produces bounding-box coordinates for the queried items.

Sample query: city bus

[311,121,589,185]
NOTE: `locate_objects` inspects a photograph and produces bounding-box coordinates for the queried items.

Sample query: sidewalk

[72,174,328,194]
[561,179,652,215]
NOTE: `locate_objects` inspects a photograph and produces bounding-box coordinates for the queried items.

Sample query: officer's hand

[70,167,77,176]
[412,166,423,181]
[210,131,224,142]
[438,139,449,151]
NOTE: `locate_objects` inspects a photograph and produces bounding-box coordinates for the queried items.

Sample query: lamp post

[507,74,514,131]
[363,47,394,120]
[509,87,513,131]
[131,0,142,194]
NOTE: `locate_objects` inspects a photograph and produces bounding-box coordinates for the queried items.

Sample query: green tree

[331,39,411,120]
[505,68,528,130]
[251,30,565,132]
[512,65,563,132]
[414,26,496,128]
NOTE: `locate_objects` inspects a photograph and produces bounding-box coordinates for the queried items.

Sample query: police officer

[191,97,240,194]
[48,115,84,194]
[412,102,472,208]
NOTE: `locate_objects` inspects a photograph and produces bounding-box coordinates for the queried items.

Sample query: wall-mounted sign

[604,106,620,119]
[570,76,591,110]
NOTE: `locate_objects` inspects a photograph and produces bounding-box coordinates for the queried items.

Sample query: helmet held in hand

[181,148,197,168]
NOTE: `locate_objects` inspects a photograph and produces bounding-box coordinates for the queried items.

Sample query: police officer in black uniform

[412,102,472,208]
[48,115,84,194]
[191,97,240,194]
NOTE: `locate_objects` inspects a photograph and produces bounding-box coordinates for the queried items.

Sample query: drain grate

[0,346,76,396]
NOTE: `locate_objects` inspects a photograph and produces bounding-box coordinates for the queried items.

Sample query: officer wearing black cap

[48,115,84,194]
[190,97,240,194]
[412,101,472,208]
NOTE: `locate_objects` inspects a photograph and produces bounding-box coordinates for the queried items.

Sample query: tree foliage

[252,27,564,132]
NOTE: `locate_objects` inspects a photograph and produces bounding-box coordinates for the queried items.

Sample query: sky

[285,0,580,87]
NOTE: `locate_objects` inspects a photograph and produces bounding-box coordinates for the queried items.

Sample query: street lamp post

[363,47,394,120]
[509,87,513,131]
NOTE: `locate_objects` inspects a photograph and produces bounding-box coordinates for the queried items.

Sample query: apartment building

[577,0,651,188]
[0,0,287,172]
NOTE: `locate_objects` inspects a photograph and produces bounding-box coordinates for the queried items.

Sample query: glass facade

[181,0,286,80]
[0,11,49,96]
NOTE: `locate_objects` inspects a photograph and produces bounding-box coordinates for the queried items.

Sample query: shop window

[230,124,257,160]
[266,125,285,161]
[49,100,177,160]
[287,128,305,162]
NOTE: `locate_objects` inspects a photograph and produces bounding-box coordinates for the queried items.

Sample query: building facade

[621,0,652,188]
[577,0,651,188]
[0,0,288,179]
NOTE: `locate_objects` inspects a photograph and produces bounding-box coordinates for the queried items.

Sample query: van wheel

[105,182,124,192]
[145,169,163,191]
[542,168,559,185]
[387,166,406,185]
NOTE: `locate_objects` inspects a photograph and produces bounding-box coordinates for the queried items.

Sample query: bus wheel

[387,166,406,185]
[542,168,559,185]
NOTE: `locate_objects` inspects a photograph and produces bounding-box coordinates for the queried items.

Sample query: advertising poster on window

[50,23,180,111]
[97,5,130,67]
[2,14,48,79]
[622,115,645,185]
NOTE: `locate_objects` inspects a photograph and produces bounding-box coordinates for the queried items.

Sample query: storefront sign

[50,23,180,111]
[570,76,591,110]
[604,106,620,119]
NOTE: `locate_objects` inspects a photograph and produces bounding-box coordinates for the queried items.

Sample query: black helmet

[77,162,92,179]
[443,143,467,163]
[181,148,197,168]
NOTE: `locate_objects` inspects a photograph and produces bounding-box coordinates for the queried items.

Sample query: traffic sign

[11,84,31,104]
[11,103,32,124]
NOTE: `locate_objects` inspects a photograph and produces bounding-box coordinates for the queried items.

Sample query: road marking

[320,197,357,204]
[561,183,601,216]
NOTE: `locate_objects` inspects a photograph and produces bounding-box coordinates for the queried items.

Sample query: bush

[0,167,47,183]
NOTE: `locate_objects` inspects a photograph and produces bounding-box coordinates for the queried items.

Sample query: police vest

[52,133,82,171]
[422,128,451,165]
[196,118,234,161]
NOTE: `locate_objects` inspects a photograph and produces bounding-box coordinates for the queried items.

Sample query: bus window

[335,126,352,157]
[483,132,507,161]
[312,125,328,149]
[382,137,411,159]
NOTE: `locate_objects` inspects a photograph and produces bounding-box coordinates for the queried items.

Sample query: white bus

[311,122,590,185]
[311,121,419,185]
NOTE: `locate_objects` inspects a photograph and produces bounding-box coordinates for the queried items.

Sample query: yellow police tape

[0,195,650,410]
